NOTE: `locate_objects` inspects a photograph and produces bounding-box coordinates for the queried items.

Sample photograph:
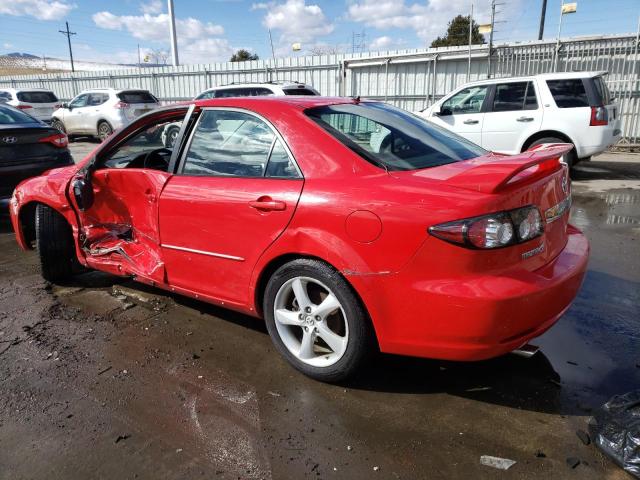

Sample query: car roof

[0,87,56,93]
[78,88,153,94]
[457,71,608,88]
[190,95,361,111]
[202,81,313,91]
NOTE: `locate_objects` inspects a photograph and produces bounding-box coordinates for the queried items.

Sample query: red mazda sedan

[9,97,589,381]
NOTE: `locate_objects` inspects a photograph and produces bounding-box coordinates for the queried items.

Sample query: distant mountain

[5,52,40,59]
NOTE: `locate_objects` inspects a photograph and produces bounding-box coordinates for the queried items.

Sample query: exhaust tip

[511,343,539,358]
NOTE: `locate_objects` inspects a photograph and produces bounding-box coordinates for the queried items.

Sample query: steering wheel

[142,147,172,170]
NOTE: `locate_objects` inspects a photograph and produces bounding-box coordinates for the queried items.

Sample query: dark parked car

[0,104,72,212]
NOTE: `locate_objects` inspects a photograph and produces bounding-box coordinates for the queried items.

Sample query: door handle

[463,119,479,125]
[517,116,534,122]
[249,197,286,211]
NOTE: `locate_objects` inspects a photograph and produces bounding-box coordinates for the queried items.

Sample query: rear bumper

[576,123,622,158]
[356,226,589,361]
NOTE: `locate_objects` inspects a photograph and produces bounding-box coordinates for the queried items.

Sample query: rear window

[593,76,612,105]
[0,104,38,124]
[284,87,318,96]
[305,102,486,171]
[546,79,589,108]
[117,91,157,104]
[16,91,58,103]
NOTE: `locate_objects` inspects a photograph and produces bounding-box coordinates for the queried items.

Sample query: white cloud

[260,0,333,45]
[93,12,224,42]
[348,0,500,43]
[140,0,163,15]
[92,10,232,63]
[3,42,15,49]
[369,36,398,51]
[0,0,75,21]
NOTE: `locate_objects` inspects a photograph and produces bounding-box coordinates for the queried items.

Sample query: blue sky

[1,0,639,65]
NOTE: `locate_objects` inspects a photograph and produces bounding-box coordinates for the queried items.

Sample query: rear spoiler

[445,143,573,194]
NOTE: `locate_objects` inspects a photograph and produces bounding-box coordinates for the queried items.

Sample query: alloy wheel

[273,276,348,367]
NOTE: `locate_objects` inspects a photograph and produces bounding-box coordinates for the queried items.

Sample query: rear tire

[51,118,66,134]
[527,136,577,169]
[97,121,113,142]
[263,259,375,382]
[35,204,75,282]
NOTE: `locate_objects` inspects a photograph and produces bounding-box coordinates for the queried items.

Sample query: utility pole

[538,0,548,40]
[487,0,496,78]
[167,0,179,66]
[467,2,474,81]
[59,21,76,72]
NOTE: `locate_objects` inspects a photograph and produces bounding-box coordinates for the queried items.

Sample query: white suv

[51,88,160,141]
[0,88,61,123]
[418,71,621,167]
[194,81,320,100]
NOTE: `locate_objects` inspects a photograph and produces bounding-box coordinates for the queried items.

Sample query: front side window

[215,88,249,98]
[195,90,215,100]
[492,82,538,112]
[99,111,188,170]
[306,102,486,171]
[182,109,298,178]
[547,79,589,108]
[69,94,89,108]
[441,85,488,115]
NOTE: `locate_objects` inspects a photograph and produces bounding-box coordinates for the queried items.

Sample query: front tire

[97,121,113,142]
[263,259,375,382]
[35,204,75,282]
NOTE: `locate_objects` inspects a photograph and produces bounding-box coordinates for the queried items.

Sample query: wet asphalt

[0,144,638,479]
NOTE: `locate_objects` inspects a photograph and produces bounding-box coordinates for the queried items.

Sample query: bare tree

[149,48,170,66]
[308,45,343,56]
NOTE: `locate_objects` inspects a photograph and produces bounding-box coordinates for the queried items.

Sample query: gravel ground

[0,143,638,479]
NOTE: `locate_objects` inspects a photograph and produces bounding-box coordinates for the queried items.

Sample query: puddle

[571,188,640,229]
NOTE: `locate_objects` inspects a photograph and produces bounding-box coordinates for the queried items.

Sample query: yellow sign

[292,43,302,51]
[561,2,577,14]
[478,24,492,34]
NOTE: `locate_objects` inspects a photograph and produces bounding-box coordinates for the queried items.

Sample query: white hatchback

[418,71,621,167]
[0,88,61,123]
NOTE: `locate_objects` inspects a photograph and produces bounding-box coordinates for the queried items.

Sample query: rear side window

[305,102,486,171]
[0,105,38,124]
[284,88,318,96]
[593,77,612,105]
[492,82,538,111]
[117,91,157,104]
[182,109,298,178]
[16,91,58,103]
[88,93,109,106]
[547,79,589,108]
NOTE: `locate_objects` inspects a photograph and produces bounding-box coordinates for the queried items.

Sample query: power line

[58,21,76,72]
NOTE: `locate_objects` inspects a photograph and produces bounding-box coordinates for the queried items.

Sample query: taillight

[590,106,608,126]
[114,101,130,109]
[17,105,33,110]
[38,132,68,148]
[429,206,543,249]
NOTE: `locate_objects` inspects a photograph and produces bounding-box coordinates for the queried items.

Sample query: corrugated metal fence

[1,34,639,145]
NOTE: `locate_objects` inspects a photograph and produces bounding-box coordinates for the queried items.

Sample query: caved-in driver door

[70,110,188,282]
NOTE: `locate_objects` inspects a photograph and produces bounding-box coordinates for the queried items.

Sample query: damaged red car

[9,97,589,381]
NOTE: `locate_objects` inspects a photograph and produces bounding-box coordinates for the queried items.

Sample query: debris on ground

[566,457,580,469]
[480,455,516,470]
[115,434,130,444]
[576,429,591,445]
[590,390,640,478]
[534,450,546,458]
[373,466,380,471]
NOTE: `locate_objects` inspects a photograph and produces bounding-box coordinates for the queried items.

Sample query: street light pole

[167,0,179,66]
[538,0,548,40]
[467,2,474,82]
[554,0,565,71]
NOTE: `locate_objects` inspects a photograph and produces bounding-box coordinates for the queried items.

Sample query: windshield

[0,104,38,124]
[305,102,486,171]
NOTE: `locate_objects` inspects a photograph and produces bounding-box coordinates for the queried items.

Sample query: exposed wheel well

[254,254,378,347]
[97,119,113,130]
[18,202,39,249]
[521,130,575,152]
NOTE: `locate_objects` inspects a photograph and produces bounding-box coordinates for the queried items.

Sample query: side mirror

[72,177,94,211]
[436,106,453,117]
[61,102,69,109]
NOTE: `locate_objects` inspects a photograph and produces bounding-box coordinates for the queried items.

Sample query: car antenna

[353,95,360,104]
